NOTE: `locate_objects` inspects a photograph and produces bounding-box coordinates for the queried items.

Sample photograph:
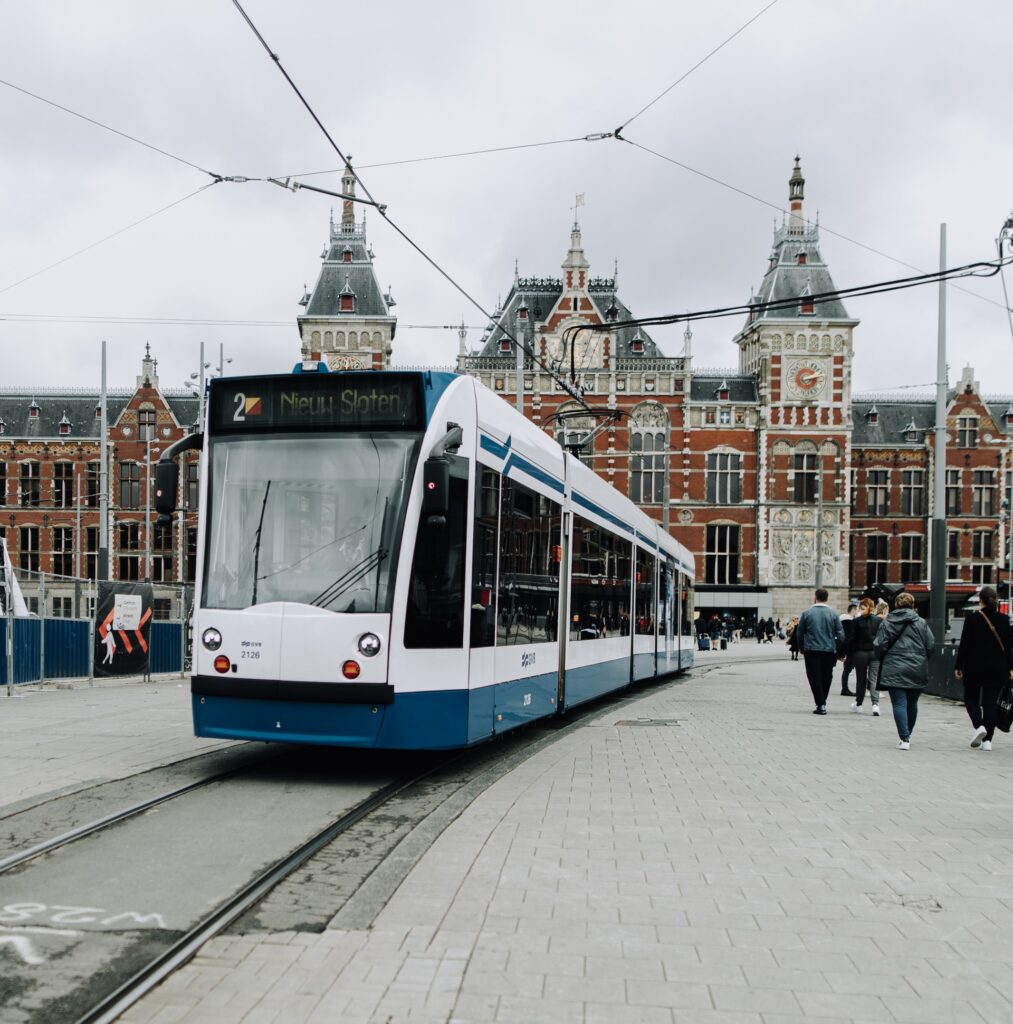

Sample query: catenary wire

[583,256,1012,333]
[623,137,1012,314]
[615,0,780,134]
[229,0,592,409]
[276,134,611,179]
[0,183,219,297]
[0,76,219,178]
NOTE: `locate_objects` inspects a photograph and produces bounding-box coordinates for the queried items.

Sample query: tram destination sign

[210,373,424,432]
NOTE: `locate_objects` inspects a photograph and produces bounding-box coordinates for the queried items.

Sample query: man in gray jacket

[795,588,846,715]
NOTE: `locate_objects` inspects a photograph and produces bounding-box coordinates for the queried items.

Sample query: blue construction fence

[1,618,184,687]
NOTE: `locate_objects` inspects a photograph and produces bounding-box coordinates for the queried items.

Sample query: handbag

[996,684,1013,734]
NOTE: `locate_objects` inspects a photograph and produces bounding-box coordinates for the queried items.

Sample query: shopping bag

[996,684,1013,734]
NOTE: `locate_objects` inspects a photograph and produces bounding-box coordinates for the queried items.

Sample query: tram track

[74,756,460,1024]
[2,670,696,1024]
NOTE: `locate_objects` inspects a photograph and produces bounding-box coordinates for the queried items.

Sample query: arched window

[629,403,668,505]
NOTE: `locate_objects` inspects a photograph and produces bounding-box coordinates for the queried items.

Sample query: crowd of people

[792,586,1013,750]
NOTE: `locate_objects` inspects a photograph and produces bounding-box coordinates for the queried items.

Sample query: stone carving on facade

[677,508,693,524]
[772,531,792,557]
[774,508,791,524]
[773,562,791,580]
[796,510,814,526]
[797,560,813,580]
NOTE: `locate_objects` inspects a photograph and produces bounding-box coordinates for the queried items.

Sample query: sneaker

[817,705,827,715]
[872,704,880,716]
[851,703,863,714]
[971,725,988,748]
[897,740,910,750]
[982,741,992,751]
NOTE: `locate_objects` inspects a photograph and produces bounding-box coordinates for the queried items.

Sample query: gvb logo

[521,652,536,668]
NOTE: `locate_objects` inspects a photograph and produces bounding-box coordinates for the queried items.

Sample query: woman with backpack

[954,586,1013,751]
[874,592,934,750]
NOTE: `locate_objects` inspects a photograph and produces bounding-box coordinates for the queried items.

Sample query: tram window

[635,548,656,634]
[570,515,632,641]
[404,466,468,648]
[470,467,500,648]
[497,479,561,647]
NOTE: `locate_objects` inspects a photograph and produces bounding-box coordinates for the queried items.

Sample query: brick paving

[0,677,228,814]
[29,647,1013,1022]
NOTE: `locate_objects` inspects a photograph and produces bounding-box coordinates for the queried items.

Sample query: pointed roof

[299,163,395,321]
[742,159,857,327]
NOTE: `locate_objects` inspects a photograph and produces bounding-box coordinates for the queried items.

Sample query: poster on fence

[94,582,153,677]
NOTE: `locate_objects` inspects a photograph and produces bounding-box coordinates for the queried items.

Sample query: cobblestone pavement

[0,678,229,814]
[111,651,1013,1021]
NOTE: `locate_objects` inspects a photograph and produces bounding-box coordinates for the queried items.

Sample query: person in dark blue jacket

[795,588,846,715]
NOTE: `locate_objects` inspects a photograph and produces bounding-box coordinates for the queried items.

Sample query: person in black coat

[955,586,1013,751]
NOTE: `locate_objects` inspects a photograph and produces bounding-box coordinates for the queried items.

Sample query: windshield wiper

[310,547,389,611]
[250,481,272,606]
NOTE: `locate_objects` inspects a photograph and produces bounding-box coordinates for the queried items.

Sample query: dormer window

[799,286,814,315]
[903,419,919,443]
[29,401,40,418]
[797,252,807,265]
[499,338,511,353]
[518,306,528,322]
[1005,405,1013,426]
[0,418,5,435]
[341,246,352,263]
[717,380,730,402]
[95,404,102,419]
[866,405,879,425]
[338,273,355,313]
[59,414,71,436]
[630,329,645,355]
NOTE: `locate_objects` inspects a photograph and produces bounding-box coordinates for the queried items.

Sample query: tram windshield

[202,434,419,611]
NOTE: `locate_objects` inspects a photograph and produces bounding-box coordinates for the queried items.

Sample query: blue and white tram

[155,367,695,749]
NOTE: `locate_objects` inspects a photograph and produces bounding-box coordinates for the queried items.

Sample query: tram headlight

[357,632,382,658]
[201,627,223,651]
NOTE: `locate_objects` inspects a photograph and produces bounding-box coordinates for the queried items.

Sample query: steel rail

[0,755,276,875]
[74,756,459,1024]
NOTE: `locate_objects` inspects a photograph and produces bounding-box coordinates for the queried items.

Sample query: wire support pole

[929,224,948,656]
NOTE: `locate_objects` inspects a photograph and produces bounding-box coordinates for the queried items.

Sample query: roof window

[59,414,71,436]
[29,400,40,418]
[630,329,645,355]
[797,252,807,265]
[716,380,730,402]
[866,404,879,425]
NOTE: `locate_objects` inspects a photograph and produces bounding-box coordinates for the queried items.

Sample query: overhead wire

[581,256,1013,334]
[0,183,219,297]
[229,0,593,408]
[614,0,780,134]
[621,138,1012,314]
[0,76,220,178]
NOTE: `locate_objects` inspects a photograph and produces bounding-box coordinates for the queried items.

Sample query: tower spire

[788,156,806,235]
[341,157,356,230]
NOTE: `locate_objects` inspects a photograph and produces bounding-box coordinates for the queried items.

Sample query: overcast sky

[2,1,1012,400]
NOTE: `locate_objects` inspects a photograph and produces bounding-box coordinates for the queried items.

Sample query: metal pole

[198,341,206,433]
[815,463,824,590]
[87,579,94,685]
[929,224,948,651]
[75,473,82,579]
[145,435,152,582]
[515,314,524,415]
[5,581,12,696]
[99,341,109,580]
[39,572,46,685]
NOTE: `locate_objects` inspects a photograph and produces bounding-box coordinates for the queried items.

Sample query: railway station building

[457,160,1013,627]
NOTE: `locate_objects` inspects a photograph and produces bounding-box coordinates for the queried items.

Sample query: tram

[154,366,695,749]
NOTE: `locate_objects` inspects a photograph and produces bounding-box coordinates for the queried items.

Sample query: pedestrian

[849,597,881,715]
[839,602,858,696]
[795,588,846,714]
[954,586,1013,751]
[785,616,800,661]
[865,599,889,701]
[874,592,934,750]
[764,616,776,644]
